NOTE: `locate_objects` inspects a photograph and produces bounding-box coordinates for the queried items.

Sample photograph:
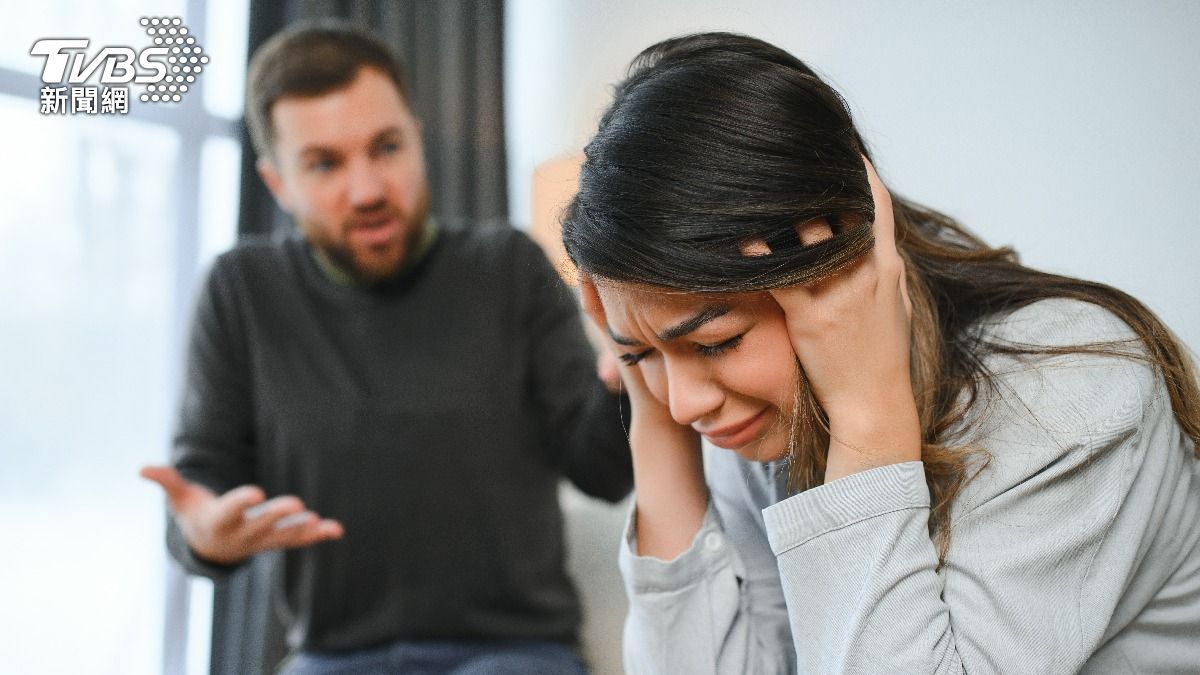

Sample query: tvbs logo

[31,17,207,113]
[32,39,170,85]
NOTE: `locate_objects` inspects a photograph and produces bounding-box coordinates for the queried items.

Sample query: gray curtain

[236,0,508,237]
[218,2,506,673]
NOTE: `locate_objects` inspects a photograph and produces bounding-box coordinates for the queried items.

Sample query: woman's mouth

[700,408,770,449]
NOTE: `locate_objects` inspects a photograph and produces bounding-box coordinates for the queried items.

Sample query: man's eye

[695,334,743,358]
[619,350,652,366]
[309,158,335,172]
[378,141,401,155]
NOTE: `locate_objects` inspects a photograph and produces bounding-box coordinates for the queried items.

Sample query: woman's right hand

[577,273,683,430]
[578,273,707,560]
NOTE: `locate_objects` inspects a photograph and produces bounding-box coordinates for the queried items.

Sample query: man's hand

[140,465,344,565]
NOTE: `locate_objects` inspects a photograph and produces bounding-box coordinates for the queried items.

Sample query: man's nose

[664,359,723,427]
[347,159,387,208]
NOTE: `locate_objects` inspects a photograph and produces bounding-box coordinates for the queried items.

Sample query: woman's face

[596,281,799,463]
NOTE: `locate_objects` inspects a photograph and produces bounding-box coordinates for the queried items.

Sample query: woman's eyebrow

[607,328,644,347]
[658,305,731,342]
[607,304,731,347]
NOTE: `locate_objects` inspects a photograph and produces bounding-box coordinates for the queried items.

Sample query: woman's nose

[664,359,723,427]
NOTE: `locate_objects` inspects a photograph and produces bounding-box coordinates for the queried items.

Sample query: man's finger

[263,518,345,552]
[273,510,318,530]
[209,484,268,532]
[140,465,188,498]
[238,496,308,539]
[140,465,212,512]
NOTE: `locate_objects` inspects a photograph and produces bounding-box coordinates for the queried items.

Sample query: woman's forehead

[597,280,728,307]
[595,280,764,328]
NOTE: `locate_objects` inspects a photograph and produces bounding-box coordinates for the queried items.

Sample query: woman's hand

[577,274,684,431]
[744,158,921,483]
[578,274,706,560]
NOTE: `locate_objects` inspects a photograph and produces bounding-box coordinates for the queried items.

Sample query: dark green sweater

[168,223,633,651]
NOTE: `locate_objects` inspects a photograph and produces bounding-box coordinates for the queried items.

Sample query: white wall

[506,0,1200,350]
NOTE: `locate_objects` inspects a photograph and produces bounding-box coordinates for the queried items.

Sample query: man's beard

[307,190,430,286]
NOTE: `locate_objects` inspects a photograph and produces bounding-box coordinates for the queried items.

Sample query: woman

[562,33,1200,674]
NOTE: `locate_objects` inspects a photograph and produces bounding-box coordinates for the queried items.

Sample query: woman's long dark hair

[562,32,1200,561]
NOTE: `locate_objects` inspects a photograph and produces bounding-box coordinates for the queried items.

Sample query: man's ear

[257,157,293,213]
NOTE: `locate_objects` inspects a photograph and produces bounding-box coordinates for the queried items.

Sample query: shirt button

[703,532,724,552]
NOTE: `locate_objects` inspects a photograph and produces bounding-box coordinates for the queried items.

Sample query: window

[0,2,247,672]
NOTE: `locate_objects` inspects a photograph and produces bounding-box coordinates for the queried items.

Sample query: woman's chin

[729,435,788,464]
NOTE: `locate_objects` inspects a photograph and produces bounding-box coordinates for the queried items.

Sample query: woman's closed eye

[619,349,653,366]
[619,334,745,366]
[695,334,744,358]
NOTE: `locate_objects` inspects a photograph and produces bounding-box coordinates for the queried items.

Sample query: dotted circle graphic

[139,17,207,105]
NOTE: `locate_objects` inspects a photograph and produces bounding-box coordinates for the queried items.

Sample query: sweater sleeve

[166,256,258,578]
[763,301,1187,673]
[514,231,634,502]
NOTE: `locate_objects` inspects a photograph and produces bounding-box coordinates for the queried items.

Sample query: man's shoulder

[213,233,295,269]
[435,220,553,278]
[437,219,536,257]
[204,233,302,286]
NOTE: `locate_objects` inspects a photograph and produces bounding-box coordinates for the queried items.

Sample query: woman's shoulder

[965,298,1166,441]
[974,297,1138,350]
[951,298,1184,520]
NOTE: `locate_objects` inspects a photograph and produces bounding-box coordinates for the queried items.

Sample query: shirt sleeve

[166,256,257,578]
[620,447,795,674]
[763,318,1186,673]
[514,231,634,502]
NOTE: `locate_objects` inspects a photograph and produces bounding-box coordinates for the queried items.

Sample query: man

[141,20,632,675]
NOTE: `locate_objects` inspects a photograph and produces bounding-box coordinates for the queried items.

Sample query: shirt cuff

[619,499,738,595]
[763,461,929,556]
[167,517,242,579]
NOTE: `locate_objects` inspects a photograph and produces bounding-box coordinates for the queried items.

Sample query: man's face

[259,66,430,282]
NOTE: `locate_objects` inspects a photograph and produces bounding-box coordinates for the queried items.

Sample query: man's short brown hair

[245,20,410,159]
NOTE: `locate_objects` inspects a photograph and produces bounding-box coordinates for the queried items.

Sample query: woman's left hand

[743,158,921,483]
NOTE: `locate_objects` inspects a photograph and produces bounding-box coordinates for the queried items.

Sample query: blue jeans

[277,639,589,675]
